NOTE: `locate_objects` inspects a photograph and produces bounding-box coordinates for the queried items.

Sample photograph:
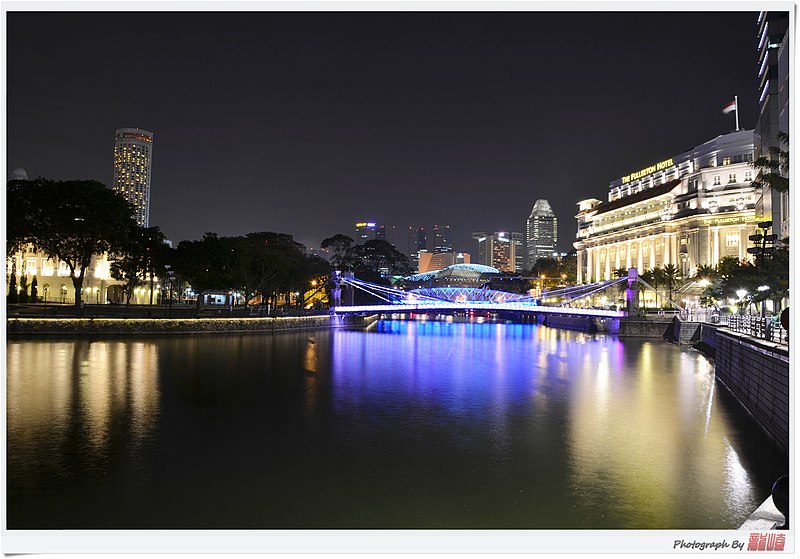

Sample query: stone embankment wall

[539,314,595,332]
[705,326,789,454]
[7,315,333,336]
[617,317,674,338]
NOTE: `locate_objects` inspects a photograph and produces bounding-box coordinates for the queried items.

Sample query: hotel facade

[112,128,154,228]
[574,130,761,284]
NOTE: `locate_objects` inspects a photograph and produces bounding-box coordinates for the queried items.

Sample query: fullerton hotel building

[574,129,760,284]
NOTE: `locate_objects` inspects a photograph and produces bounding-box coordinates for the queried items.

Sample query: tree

[350,239,412,278]
[30,276,38,303]
[693,264,717,281]
[174,233,234,298]
[111,226,169,305]
[714,242,789,314]
[641,267,667,307]
[321,234,356,270]
[753,132,789,195]
[662,263,680,305]
[693,264,718,306]
[18,272,29,304]
[530,257,562,288]
[7,179,136,309]
[7,259,18,303]
[233,232,307,309]
[717,256,742,281]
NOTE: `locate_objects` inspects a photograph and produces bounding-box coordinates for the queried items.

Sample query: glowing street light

[736,289,749,315]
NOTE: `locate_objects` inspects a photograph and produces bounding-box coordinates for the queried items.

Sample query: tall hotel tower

[526,199,558,267]
[754,11,789,241]
[112,128,154,227]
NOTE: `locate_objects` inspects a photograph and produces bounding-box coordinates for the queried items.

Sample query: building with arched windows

[574,129,761,284]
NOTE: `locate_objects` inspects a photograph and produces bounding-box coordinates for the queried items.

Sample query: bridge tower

[330,272,342,307]
[626,268,639,315]
[342,271,355,306]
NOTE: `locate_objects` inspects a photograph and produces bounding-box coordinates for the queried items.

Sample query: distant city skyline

[7,10,761,253]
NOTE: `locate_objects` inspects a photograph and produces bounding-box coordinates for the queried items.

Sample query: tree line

[6,178,410,308]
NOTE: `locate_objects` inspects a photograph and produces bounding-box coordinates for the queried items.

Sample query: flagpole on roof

[735,95,739,131]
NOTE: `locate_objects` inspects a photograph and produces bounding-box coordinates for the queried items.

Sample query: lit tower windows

[112,128,153,227]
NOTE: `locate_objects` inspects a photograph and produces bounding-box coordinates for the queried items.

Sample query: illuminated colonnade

[6,245,157,305]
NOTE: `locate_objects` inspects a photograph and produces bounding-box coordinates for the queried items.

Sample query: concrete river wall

[704,325,789,454]
[6,315,334,336]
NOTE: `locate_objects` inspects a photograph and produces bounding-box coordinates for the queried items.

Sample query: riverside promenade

[6,302,341,336]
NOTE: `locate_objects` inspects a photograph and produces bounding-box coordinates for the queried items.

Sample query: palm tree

[693,264,718,307]
[693,264,717,281]
[662,263,680,305]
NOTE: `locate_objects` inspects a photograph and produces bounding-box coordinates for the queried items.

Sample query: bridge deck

[332,302,625,318]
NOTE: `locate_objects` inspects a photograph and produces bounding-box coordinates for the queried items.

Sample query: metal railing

[717,314,789,345]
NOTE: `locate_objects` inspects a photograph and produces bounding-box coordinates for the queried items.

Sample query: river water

[6,320,786,529]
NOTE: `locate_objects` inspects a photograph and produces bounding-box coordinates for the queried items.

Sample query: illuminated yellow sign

[703,216,750,225]
[621,158,675,184]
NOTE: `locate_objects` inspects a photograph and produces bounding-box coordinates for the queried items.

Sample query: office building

[355,221,380,242]
[383,224,398,247]
[112,128,153,227]
[574,130,759,284]
[511,232,524,273]
[407,226,427,271]
[417,251,471,273]
[526,199,558,267]
[432,224,452,253]
[472,231,523,273]
[754,11,790,241]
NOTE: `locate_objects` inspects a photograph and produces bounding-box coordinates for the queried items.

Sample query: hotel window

[713,175,721,186]
[744,170,753,181]
[728,173,737,183]
[726,234,739,248]
[722,157,731,165]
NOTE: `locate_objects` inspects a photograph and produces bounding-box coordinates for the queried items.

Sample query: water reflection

[6,323,787,529]
[332,322,784,528]
[7,340,159,455]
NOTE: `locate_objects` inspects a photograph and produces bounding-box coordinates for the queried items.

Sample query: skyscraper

[407,226,427,271]
[511,232,524,273]
[432,224,452,253]
[355,221,379,242]
[112,128,153,227]
[472,231,522,273]
[754,11,790,241]
[526,199,558,268]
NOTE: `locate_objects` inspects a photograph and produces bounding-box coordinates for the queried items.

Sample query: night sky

[7,10,760,254]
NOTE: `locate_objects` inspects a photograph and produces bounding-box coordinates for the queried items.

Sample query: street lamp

[736,289,748,315]
[757,285,770,318]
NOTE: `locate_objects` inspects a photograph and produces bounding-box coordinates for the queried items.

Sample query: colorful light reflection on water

[6,321,786,529]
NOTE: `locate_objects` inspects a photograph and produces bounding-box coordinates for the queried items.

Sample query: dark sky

[7,10,760,254]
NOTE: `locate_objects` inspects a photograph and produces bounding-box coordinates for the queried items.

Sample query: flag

[722,100,737,114]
